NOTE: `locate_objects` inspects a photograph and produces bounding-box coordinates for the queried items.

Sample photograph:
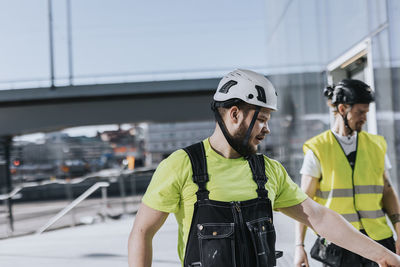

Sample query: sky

[1,0,392,90]
[0,0,270,89]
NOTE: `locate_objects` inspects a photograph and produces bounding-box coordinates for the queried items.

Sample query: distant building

[146,121,215,164]
[10,133,114,182]
[100,125,146,168]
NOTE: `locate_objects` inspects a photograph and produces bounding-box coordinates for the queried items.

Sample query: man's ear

[229,106,240,123]
[337,104,348,115]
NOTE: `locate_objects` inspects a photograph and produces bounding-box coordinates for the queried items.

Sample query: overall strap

[247,154,269,199]
[183,142,210,201]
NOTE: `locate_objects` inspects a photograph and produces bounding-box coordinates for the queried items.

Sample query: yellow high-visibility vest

[304,130,392,240]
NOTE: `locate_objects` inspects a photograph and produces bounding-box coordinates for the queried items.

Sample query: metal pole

[65,180,76,226]
[101,186,108,220]
[48,0,55,89]
[2,136,14,233]
[118,174,127,215]
[129,173,136,196]
[66,0,74,85]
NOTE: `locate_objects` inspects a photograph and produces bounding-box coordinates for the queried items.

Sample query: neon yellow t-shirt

[142,139,307,263]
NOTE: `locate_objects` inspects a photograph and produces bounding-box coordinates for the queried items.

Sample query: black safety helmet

[324,79,374,105]
[324,79,374,136]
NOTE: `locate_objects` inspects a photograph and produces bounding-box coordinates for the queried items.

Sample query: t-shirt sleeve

[142,150,189,214]
[299,149,322,178]
[272,161,308,209]
[384,153,392,171]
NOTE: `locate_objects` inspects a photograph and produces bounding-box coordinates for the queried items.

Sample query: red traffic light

[13,160,21,167]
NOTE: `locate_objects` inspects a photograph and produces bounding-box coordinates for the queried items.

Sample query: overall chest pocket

[197,223,236,267]
[246,217,276,267]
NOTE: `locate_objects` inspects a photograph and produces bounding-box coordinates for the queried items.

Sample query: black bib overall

[183,142,278,267]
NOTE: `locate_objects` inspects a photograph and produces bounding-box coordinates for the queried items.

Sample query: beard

[354,121,365,132]
[230,122,257,156]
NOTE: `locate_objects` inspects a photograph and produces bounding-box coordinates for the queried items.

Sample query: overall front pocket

[246,217,276,267]
[197,223,236,267]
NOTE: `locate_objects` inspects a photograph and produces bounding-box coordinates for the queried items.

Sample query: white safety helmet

[213,69,278,111]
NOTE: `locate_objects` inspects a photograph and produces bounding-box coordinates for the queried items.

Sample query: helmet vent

[255,85,266,103]
[218,80,237,94]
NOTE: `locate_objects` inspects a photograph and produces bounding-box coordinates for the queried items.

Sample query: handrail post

[65,179,76,226]
[3,198,13,236]
[100,186,108,221]
[130,173,136,196]
[1,136,14,233]
[118,173,127,215]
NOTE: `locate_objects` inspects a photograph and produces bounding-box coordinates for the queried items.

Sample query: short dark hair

[216,99,254,118]
[327,99,351,115]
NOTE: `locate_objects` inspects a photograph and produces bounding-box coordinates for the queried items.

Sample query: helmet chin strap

[212,104,260,158]
[242,107,260,148]
[338,107,354,137]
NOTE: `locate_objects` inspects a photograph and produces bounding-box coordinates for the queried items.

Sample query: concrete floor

[0,210,321,267]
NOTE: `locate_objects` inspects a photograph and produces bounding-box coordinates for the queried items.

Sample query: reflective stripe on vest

[316,185,384,198]
[342,210,386,222]
[304,130,392,240]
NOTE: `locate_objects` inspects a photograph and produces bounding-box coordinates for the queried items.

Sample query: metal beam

[0,78,218,136]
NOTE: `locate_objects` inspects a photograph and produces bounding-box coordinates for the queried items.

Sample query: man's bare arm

[128,203,169,267]
[280,198,400,266]
[294,174,319,267]
[295,174,319,243]
[382,171,400,254]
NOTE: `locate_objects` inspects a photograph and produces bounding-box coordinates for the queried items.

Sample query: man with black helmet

[295,79,400,267]
[128,70,400,267]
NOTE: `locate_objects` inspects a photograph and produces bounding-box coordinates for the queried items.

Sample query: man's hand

[383,171,400,256]
[280,198,400,267]
[376,252,400,267]
[396,238,400,255]
[294,246,309,267]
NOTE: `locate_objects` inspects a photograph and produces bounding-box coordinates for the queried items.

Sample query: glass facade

[259,0,400,189]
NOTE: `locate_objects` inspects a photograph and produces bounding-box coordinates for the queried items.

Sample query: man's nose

[362,113,368,121]
[262,123,270,134]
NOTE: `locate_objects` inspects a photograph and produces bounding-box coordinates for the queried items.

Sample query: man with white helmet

[128,70,400,267]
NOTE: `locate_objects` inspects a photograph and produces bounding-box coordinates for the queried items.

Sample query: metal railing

[36,182,109,235]
[0,165,155,202]
[0,166,155,237]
